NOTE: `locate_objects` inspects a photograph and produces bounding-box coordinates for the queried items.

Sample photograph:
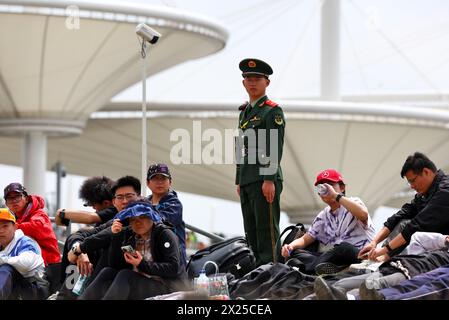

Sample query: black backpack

[186,236,256,279]
[277,223,318,263]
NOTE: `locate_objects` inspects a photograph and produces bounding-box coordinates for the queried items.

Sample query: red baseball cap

[314,169,344,186]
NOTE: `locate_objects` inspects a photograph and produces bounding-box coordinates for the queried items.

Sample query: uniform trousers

[240,180,282,266]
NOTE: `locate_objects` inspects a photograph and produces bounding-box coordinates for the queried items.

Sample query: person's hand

[77,254,93,276]
[376,253,390,262]
[124,250,143,267]
[358,241,377,259]
[68,250,78,264]
[368,247,386,261]
[111,219,123,234]
[281,244,294,258]
[262,181,275,203]
[237,185,240,197]
[320,183,338,201]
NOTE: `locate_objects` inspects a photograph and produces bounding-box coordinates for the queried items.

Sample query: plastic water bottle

[72,274,90,296]
[316,184,328,196]
[194,269,209,296]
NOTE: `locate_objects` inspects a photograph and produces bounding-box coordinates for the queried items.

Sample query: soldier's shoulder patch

[239,101,248,111]
[265,99,278,108]
[274,114,284,125]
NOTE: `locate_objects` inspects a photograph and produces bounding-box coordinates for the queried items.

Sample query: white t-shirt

[307,197,375,250]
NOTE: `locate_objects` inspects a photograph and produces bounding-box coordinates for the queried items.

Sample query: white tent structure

[0,0,227,195]
[3,100,449,224]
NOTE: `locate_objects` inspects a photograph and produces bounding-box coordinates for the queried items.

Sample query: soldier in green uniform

[235,58,286,266]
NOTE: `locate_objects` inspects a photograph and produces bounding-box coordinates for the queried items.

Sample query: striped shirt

[307,197,375,250]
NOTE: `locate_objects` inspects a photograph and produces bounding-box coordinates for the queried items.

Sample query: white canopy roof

[0,0,227,131]
[2,100,449,224]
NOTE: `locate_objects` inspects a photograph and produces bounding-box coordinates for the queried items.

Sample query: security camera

[136,23,161,44]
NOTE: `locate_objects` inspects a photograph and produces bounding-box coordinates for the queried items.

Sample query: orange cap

[0,208,16,223]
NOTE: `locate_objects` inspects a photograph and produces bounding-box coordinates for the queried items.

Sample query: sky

[109,0,449,102]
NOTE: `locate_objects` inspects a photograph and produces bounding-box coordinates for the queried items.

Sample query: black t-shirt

[95,206,118,226]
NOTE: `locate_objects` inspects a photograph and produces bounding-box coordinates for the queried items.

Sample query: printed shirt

[133,234,153,279]
[307,197,375,249]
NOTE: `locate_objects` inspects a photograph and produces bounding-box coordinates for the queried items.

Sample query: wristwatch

[58,209,70,226]
[71,243,82,256]
[335,193,344,202]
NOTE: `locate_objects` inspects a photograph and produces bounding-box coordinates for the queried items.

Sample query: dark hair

[78,176,115,205]
[400,152,437,178]
[111,176,141,196]
[125,198,151,209]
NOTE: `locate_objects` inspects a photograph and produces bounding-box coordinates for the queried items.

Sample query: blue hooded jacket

[148,190,186,266]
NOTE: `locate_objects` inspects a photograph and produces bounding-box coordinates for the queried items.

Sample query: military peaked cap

[239,58,273,78]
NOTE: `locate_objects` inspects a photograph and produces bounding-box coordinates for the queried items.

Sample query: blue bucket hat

[114,200,161,224]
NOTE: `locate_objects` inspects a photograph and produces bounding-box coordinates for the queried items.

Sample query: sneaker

[47,291,60,300]
[315,262,347,276]
[349,260,383,273]
[314,277,347,300]
[359,282,385,300]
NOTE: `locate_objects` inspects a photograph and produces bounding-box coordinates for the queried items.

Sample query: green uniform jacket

[235,95,285,187]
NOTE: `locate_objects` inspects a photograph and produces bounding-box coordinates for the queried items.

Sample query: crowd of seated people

[2,151,449,300]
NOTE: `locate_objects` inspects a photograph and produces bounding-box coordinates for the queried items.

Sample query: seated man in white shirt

[281,169,376,275]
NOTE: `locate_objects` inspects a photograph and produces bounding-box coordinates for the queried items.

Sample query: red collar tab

[265,99,278,107]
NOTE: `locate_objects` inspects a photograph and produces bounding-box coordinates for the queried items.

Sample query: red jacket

[16,195,61,265]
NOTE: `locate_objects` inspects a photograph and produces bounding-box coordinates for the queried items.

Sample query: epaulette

[265,99,278,108]
[238,101,248,111]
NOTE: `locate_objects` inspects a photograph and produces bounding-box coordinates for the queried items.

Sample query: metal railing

[49,216,225,245]
[185,223,224,242]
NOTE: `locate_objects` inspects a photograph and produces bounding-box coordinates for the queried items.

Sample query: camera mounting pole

[136,24,161,196]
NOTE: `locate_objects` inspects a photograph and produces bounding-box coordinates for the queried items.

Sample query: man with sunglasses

[359,152,449,261]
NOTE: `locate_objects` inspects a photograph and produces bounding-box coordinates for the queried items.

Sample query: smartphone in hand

[121,245,137,257]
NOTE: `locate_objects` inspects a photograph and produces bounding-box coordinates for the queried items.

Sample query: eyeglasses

[5,194,24,203]
[406,174,420,186]
[113,193,137,202]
